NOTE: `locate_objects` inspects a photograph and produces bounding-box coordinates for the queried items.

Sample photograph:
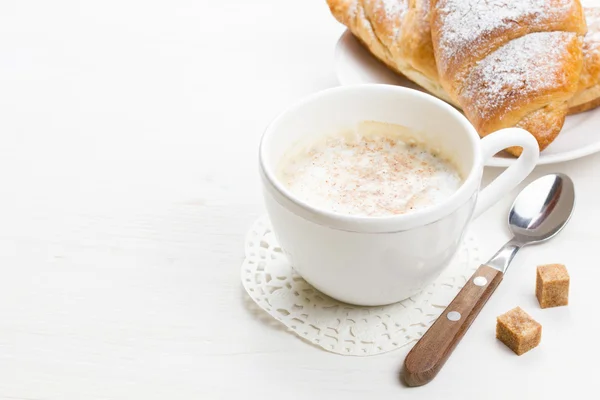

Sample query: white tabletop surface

[0,1,598,399]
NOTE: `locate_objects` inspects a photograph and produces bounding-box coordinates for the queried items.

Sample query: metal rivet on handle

[473,276,488,287]
[447,311,461,322]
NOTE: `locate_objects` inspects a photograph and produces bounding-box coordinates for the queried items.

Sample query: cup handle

[473,128,540,219]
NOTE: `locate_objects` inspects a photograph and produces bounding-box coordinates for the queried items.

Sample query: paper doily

[241,216,481,356]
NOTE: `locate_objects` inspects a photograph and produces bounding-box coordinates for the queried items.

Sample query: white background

[0,1,599,398]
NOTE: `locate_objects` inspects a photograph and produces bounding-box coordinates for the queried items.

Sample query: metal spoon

[403,173,576,387]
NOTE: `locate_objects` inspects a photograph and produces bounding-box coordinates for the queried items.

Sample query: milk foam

[278,122,462,217]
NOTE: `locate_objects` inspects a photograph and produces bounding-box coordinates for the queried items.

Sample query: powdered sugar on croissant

[431,0,586,155]
[434,0,582,75]
[460,32,580,123]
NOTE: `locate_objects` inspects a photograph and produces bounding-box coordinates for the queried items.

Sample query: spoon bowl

[509,173,576,245]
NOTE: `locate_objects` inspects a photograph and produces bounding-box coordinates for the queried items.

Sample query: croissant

[327,0,598,155]
[570,7,600,114]
[327,0,451,101]
[432,0,586,155]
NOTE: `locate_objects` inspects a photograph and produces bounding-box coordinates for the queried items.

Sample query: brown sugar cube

[496,307,542,356]
[536,264,570,309]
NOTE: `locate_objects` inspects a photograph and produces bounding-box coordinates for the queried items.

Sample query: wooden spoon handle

[403,265,503,387]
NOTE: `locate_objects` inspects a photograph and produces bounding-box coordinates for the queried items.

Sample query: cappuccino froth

[278,122,462,217]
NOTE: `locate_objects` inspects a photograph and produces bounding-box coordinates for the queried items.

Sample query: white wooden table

[0,1,597,398]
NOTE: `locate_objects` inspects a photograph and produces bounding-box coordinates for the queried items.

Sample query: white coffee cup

[259,85,539,306]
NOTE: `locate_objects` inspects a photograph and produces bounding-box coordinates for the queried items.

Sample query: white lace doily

[241,216,481,356]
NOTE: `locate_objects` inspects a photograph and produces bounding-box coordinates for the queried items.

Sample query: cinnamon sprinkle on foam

[279,127,462,217]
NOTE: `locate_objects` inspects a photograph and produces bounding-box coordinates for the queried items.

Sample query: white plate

[334,30,600,167]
